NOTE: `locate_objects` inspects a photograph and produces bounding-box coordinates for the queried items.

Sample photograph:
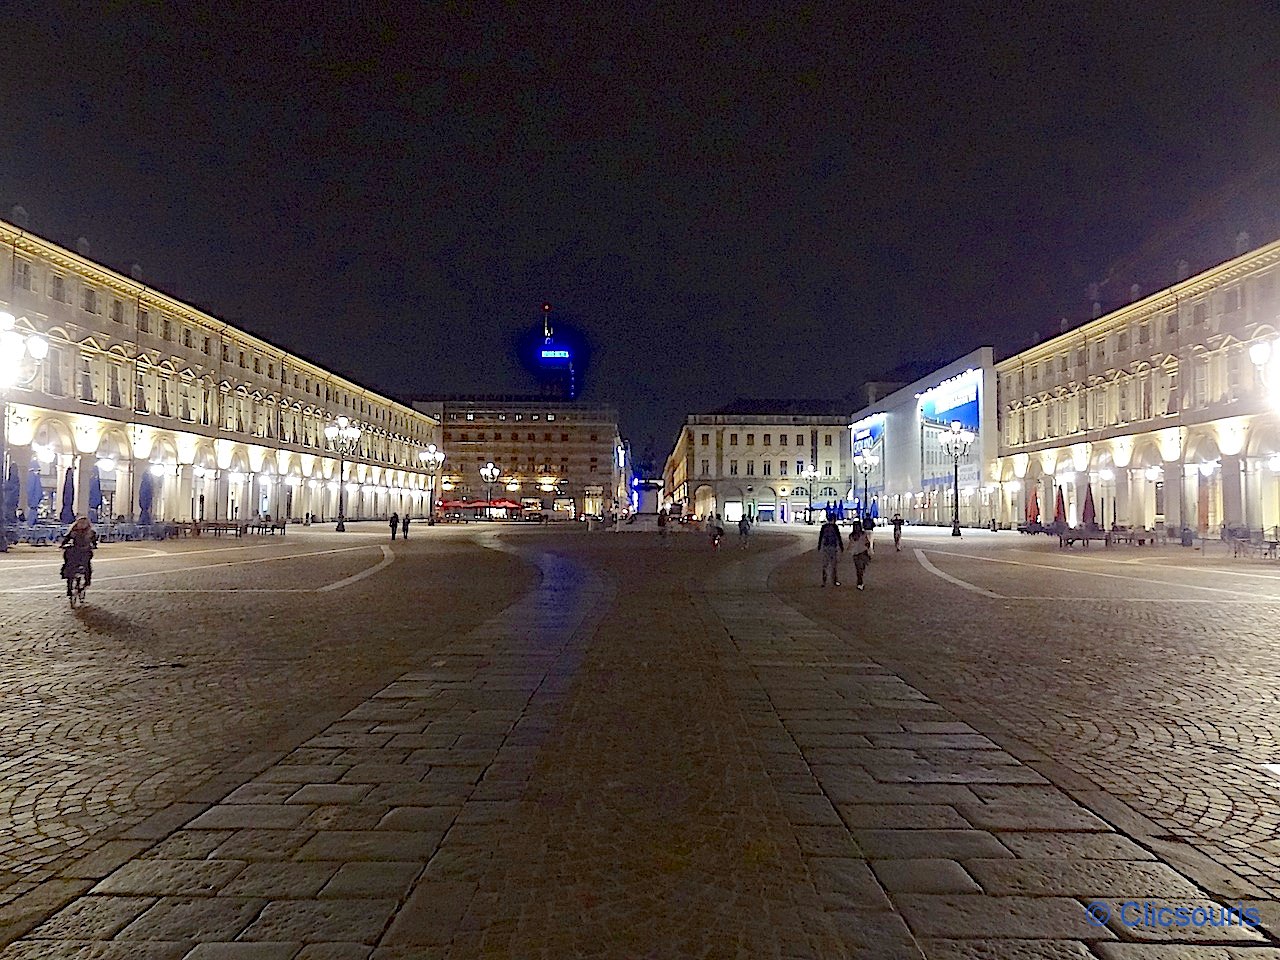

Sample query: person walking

[848,519,873,590]
[891,512,904,551]
[738,515,752,548]
[658,509,669,543]
[389,511,400,540]
[401,514,410,539]
[817,516,843,586]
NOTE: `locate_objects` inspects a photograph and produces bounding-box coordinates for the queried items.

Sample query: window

[779,460,788,476]
[780,434,788,446]
[700,459,709,476]
[50,274,66,302]
[162,317,173,341]
[81,286,98,313]
[13,260,31,290]
[239,351,246,367]
[824,461,833,476]
[560,433,568,442]
[746,461,755,476]
[763,461,771,476]
[547,413,555,421]
[1059,355,1068,374]
[543,432,551,441]
[1139,322,1149,344]
[796,459,804,475]
[78,354,95,401]
[1166,312,1179,335]
[746,434,754,446]
[182,328,192,349]
[254,357,262,374]
[1225,287,1242,313]
[1193,301,1208,325]
[730,433,738,445]
[824,435,832,446]
[110,299,124,323]
[729,460,739,476]
[1030,363,1039,383]
[1118,331,1129,351]
[527,432,535,441]
[222,344,231,362]
[1095,340,1105,361]
[795,434,803,446]
[1075,347,1085,367]
[202,336,211,355]
[763,434,771,446]
[701,433,710,445]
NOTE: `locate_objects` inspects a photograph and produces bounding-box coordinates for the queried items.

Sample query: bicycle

[62,552,89,607]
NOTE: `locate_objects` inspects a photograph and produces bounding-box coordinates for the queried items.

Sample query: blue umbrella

[60,467,76,524]
[871,498,880,519]
[88,467,103,523]
[138,471,154,525]
[26,469,43,525]
[3,463,18,524]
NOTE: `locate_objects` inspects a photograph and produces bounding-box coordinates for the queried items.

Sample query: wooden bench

[202,521,244,537]
[1058,527,1109,548]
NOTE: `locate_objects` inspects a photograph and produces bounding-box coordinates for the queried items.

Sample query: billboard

[919,368,980,432]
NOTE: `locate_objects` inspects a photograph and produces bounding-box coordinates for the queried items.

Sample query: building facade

[414,397,627,518]
[848,348,999,527]
[993,239,1280,536]
[1,219,441,528]
[664,406,854,522]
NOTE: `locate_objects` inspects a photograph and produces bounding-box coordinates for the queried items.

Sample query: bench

[1058,527,1109,548]
[202,521,244,537]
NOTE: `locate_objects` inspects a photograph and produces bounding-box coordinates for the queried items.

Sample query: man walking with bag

[818,516,844,586]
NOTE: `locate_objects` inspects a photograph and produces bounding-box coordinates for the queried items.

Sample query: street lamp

[852,451,880,521]
[480,461,500,520]
[939,419,976,537]
[802,464,819,524]
[418,443,445,525]
[0,311,48,551]
[323,415,361,532]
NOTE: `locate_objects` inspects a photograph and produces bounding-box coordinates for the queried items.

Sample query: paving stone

[218,862,341,898]
[873,859,982,894]
[956,803,1111,833]
[185,944,305,958]
[893,894,1114,940]
[827,908,925,957]
[240,899,397,944]
[966,858,1205,898]
[838,804,971,830]
[294,832,443,863]
[375,807,457,832]
[920,939,1096,958]
[92,860,247,896]
[997,832,1157,861]
[294,946,372,960]
[853,829,1012,860]
[27,895,155,940]
[116,895,265,940]
[188,806,312,830]
[287,785,372,806]
[379,882,476,946]
[0,943,188,959]
[318,862,420,899]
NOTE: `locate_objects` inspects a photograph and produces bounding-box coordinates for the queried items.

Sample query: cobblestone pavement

[4,525,1280,957]
[0,525,533,908]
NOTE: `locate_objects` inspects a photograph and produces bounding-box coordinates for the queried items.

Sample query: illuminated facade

[848,349,999,527]
[994,239,1280,535]
[664,408,853,522]
[414,397,626,517]
[1,219,441,526]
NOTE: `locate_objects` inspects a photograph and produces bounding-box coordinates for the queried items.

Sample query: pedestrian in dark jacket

[389,512,399,540]
[401,514,410,539]
[817,518,844,586]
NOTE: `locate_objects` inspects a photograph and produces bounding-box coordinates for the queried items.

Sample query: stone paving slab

[4,532,1280,956]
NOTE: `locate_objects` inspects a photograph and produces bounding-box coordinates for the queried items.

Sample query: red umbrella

[1054,486,1067,525]
[488,498,524,510]
[1081,483,1096,528]
[1027,488,1039,523]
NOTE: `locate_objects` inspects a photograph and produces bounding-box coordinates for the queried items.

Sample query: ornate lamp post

[480,461,500,520]
[802,464,819,524]
[418,443,444,526]
[852,451,880,521]
[939,419,976,537]
[0,312,48,551]
[323,415,361,532]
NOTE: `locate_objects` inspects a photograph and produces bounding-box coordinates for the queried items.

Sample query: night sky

[3,5,1278,462]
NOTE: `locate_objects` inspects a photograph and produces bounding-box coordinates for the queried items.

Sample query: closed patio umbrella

[3,463,18,523]
[88,467,103,523]
[138,471,154,525]
[26,469,42,525]
[1027,488,1039,524]
[1054,486,1067,526]
[1081,483,1096,529]
[60,467,76,523]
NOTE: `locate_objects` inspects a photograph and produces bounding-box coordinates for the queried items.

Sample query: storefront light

[1198,461,1218,477]
[1144,465,1163,482]
[96,457,117,473]
[1268,455,1280,473]
[149,462,166,477]
[1098,468,1114,482]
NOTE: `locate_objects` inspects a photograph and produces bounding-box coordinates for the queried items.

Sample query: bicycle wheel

[68,578,80,608]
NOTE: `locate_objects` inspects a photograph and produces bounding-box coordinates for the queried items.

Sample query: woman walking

[848,520,872,590]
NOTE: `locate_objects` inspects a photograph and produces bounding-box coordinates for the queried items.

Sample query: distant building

[412,396,627,518]
[663,400,853,522]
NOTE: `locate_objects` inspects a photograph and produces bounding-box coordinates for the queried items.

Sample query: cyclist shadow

[72,603,136,635]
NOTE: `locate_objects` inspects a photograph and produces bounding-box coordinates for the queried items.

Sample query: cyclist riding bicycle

[891,513,904,551]
[59,516,98,595]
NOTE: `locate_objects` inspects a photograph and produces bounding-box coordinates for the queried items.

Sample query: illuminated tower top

[533,303,577,399]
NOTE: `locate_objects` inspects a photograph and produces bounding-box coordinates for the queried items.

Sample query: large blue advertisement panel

[849,413,884,453]
[919,369,981,431]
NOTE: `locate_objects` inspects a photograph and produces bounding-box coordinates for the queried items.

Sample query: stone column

[1115,470,1132,528]
[76,454,94,519]
[1162,461,1184,532]
[1220,454,1244,529]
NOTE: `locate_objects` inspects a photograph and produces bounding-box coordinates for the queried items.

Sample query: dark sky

[3,4,1278,462]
